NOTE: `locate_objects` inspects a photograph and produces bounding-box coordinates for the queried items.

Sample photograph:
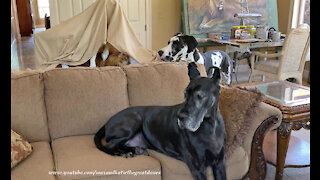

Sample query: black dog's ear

[210,66,221,84]
[180,35,198,53]
[188,62,200,80]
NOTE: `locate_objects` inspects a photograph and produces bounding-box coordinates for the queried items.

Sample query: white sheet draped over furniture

[34,0,160,70]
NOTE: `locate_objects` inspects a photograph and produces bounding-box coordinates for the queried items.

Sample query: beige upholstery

[148,146,249,180]
[242,102,282,158]
[123,62,207,106]
[51,135,161,180]
[249,24,310,84]
[11,70,50,142]
[43,66,130,140]
[11,62,282,180]
[11,141,56,180]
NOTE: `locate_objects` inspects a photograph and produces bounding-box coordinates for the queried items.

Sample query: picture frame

[181,0,279,38]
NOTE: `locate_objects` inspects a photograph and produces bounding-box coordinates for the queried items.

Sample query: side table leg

[276,122,292,180]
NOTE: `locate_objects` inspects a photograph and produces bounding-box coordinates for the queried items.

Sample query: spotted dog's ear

[179,35,198,53]
[188,62,200,80]
[174,32,183,36]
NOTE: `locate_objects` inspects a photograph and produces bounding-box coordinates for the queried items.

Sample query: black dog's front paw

[121,152,135,158]
[134,147,149,156]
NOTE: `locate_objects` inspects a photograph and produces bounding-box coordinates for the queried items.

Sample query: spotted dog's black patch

[171,40,184,57]
[193,49,200,62]
[179,35,198,53]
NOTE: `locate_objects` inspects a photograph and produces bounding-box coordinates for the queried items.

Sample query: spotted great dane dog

[158,33,233,86]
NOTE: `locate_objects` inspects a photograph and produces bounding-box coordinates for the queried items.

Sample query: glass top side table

[245,80,310,107]
[238,80,310,180]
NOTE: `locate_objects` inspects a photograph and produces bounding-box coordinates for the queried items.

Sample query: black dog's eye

[196,92,205,99]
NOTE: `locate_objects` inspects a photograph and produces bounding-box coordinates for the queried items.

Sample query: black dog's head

[158,33,198,62]
[177,62,221,132]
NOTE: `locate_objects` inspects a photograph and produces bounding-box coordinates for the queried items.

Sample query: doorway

[32,0,50,29]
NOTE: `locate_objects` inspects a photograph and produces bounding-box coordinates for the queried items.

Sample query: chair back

[278,24,310,74]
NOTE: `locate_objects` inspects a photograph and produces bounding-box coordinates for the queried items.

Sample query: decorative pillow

[11,129,33,168]
[219,86,265,158]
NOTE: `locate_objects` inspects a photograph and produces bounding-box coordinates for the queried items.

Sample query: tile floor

[11,28,310,180]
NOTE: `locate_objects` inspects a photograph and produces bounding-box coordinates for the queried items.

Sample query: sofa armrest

[243,102,282,156]
[242,102,282,180]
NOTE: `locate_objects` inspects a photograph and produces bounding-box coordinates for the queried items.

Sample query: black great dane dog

[94,62,227,180]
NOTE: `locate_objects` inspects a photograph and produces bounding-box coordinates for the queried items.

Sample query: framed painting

[181,0,279,38]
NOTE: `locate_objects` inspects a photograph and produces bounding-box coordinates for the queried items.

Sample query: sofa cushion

[11,129,33,168]
[51,135,161,180]
[11,141,56,180]
[147,146,249,180]
[43,67,130,140]
[123,62,207,106]
[219,86,265,157]
[11,70,50,142]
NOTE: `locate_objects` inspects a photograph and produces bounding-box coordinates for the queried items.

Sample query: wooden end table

[238,81,310,180]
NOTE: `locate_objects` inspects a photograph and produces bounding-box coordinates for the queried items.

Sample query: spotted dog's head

[177,62,221,132]
[158,33,198,62]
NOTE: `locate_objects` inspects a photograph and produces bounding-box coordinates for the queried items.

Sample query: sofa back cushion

[11,70,50,142]
[124,62,207,106]
[43,67,129,140]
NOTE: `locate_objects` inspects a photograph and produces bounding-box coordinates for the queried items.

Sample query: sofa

[11,62,282,180]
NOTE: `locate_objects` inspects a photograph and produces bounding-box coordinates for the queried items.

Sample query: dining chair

[248,24,310,84]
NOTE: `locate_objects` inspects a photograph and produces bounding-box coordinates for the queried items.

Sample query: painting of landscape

[186,0,273,35]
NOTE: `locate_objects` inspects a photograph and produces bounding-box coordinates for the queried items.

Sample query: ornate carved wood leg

[242,116,280,180]
[275,122,292,180]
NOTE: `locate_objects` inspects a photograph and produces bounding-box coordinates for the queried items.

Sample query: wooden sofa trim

[242,115,280,180]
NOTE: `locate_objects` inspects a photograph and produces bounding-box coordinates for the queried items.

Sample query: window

[37,0,50,18]
[302,0,310,61]
[288,0,310,61]
[289,0,310,29]
[303,0,310,25]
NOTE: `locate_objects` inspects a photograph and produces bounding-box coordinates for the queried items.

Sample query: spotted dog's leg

[61,64,69,68]
[222,72,231,86]
[89,54,97,68]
